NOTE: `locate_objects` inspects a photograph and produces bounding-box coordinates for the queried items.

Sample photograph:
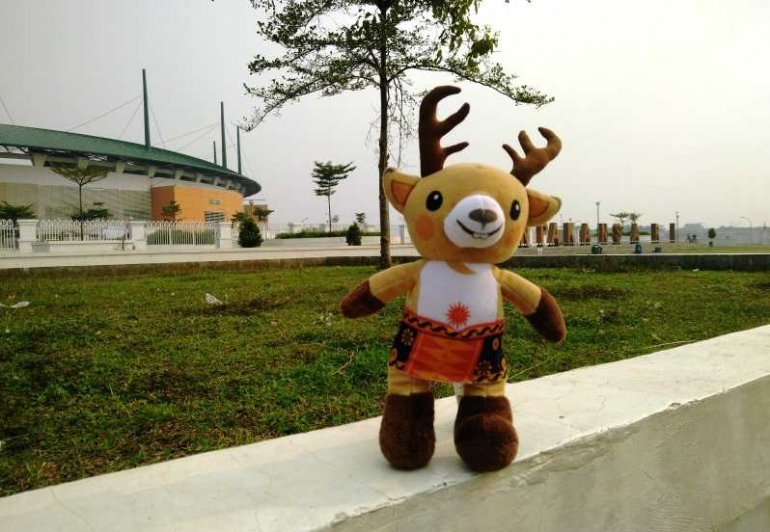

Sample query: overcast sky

[1,0,768,228]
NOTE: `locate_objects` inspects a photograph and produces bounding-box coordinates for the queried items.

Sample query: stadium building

[0,71,260,222]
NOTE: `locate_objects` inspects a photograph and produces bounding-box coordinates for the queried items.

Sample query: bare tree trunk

[78,184,84,241]
[377,8,391,269]
[327,195,332,232]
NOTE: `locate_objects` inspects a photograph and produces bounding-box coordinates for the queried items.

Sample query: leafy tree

[51,165,109,240]
[245,0,553,267]
[232,211,248,226]
[312,161,356,232]
[238,215,263,247]
[628,212,643,224]
[252,206,274,222]
[610,212,630,229]
[161,200,182,221]
[355,212,367,226]
[346,222,363,246]
[0,201,35,223]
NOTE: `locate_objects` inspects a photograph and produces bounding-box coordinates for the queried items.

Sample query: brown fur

[340,280,384,318]
[525,288,567,343]
[454,395,518,472]
[380,393,436,470]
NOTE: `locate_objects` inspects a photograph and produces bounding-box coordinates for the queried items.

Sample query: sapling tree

[245,0,553,267]
[312,161,356,232]
[161,200,182,221]
[51,165,109,240]
[610,211,630,231]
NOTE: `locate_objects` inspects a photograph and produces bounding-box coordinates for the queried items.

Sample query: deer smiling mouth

[456,220,503,240]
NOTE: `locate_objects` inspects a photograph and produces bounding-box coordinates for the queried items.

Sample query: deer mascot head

[341,86,566,472]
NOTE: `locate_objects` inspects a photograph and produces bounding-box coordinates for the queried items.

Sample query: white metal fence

[38,219,130,242]
[145,221,217,247]
[0,219,16,250]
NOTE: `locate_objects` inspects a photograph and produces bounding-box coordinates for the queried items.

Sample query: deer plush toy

[340,86,566,472]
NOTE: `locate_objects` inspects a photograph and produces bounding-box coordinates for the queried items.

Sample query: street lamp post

[741,216,753,245]
[675,211,679,243]
[596,201,600,229]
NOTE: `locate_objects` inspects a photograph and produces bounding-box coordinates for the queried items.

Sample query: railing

[145,221,217,247]
[38,219,130,242]
[0,219,16,250]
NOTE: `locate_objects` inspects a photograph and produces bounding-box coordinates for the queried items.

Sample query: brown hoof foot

[454,395,518,472]
[379,393,435,470]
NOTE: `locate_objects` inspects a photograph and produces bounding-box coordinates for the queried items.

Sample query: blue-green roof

[0,123,260,196]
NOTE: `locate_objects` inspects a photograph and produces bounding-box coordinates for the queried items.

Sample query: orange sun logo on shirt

[446,302,471,329]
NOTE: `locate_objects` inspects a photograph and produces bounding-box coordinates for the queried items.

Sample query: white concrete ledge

[2,326,769,531]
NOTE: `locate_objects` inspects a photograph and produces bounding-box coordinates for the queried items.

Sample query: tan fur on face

[385,164,560,264]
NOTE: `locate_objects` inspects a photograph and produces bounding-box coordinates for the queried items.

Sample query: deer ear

[384,168,419,213]
[527,189,561,226]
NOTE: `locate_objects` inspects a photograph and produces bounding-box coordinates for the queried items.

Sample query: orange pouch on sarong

[406,334,483,382]
[390,310,506,384]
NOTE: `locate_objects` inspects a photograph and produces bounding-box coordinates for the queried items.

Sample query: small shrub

[238,216,263,248]
[346,223,362,246]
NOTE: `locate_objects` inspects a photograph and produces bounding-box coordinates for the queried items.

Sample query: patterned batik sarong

[389,309,507,384]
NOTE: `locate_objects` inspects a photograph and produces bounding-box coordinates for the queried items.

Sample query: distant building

[0,124,260,222]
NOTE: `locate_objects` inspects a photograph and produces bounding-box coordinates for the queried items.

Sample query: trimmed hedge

[276,230,380,239]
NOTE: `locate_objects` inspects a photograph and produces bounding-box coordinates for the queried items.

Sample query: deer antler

[419,86,470,177]
[503,127,562,186]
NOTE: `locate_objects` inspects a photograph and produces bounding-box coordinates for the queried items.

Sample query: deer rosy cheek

[415,214,436,241]
[505,230,519,247]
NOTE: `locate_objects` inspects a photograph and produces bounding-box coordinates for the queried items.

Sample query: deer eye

[510,200,521,220]
[426,191,443,211]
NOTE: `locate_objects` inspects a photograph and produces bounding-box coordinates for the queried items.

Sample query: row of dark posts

[520,223,677,247]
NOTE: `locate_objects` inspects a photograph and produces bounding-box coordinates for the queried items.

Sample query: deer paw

[454,395,518,472]
[379,393,435,470]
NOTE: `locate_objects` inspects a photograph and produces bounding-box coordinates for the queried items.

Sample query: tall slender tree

[51,165,109,240]
[312,161,356,232]
[246,0,552,267]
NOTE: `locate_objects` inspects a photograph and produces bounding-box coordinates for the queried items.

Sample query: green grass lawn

[1,264,769,496]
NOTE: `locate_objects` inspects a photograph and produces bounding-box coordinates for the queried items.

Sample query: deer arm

[340,261,423,319]
[493,268,566,343]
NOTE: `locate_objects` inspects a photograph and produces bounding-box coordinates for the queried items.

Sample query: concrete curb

[2,326,769,531]
[1,252,769,275]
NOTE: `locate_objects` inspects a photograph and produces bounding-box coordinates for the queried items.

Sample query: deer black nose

[469,208,498,226]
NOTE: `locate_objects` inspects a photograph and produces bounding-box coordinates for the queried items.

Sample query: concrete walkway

[2,242,768,271]
[0,244,420,270]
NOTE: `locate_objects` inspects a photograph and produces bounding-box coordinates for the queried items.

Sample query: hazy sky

[1,0,768,228]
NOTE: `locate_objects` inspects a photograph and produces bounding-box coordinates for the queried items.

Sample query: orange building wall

[151,186,243,222]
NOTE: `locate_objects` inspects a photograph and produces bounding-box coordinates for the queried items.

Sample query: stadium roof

[0,124,260,196]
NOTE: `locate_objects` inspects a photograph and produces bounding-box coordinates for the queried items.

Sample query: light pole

[675,211,679,243]
[741,216,753,245]
[596,201,600,229]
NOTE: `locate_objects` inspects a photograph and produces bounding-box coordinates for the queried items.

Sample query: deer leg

[380,366,435,470]
[454,381,518,472]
